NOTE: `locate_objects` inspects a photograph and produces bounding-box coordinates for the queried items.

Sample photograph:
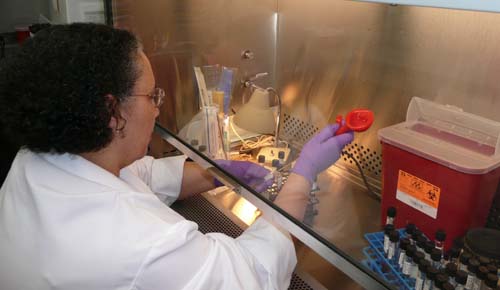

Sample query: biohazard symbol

[426,190,437,201]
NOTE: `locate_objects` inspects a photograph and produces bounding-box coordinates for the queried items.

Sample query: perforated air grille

[171,195,314,290]
[282,114,320,144]
[342,142,382,177]
[281,114,382,178]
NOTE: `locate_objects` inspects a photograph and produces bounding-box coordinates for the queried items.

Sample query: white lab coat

[0,150,296,290]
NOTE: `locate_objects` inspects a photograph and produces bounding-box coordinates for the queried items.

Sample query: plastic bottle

[435,229,446,252]
[416,259,431,290]
[406,223,417,241]
[475,266,489,290]
[481,273,498,290]
[459,252,472,272]
[388,230,400,262]
[424,266,440,290]
[386,206,397,225]
[478,257,492,267]
[403,245,416,277]
[417,235,428,253]
[425,240,436,261]
[398,238,411,270]
[431,248,444,269]
[449,247,461,264]
[466,259,480,290]
[446,263,459,286]
[383,224,395,256]
[455,270,468,290]
[435,274,450,290]
[441,282,456,290]
[413,251,426,280]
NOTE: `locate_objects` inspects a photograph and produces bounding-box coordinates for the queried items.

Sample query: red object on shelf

[378,97,500,251]
[379,142,500,251]
[335,109,374,135]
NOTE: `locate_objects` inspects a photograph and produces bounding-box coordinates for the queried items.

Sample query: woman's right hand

[291,123,354,184]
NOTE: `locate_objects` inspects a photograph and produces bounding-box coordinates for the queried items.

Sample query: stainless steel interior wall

[113,0,277,132]
[277,0,500,158]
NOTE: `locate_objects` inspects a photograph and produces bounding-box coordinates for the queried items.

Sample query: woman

[0,24,353,290]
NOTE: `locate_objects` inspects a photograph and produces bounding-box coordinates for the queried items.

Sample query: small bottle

[388,230,400,262]
[455,270,467,290]
[431,248,444,269]
[417,259,431,290]
[383,224,395,256]
[425,240,436,261]
[448,247,461,264]
[455,270,468,290]
[446,263,459,286]
[435,274,450,290]
[485,264,497,275]
[435,229,446,252]
[475,266,489,290]
[386,206,397,225]
[459,252,472,272]
[413,229,423,246]
[417,235,428,253]
[424,266,440,290]
[398,238,411,270]
[406,223,417,240]
[466,259,480,290]
[481,274,499,290]
[478,257,492,267]
[441,282,456,290]
[413,251,426,280]
[403,245,416,277]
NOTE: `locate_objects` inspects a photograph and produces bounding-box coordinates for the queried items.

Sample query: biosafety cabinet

[109,1,500,289]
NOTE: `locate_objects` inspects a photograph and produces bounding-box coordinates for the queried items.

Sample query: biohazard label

[396,170,441,219]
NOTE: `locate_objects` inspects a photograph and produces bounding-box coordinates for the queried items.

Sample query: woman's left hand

[213,160,273,192]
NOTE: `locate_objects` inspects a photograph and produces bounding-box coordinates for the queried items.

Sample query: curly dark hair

[0,23,140,154]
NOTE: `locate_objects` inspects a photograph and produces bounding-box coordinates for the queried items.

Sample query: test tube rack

[362,229,414,290]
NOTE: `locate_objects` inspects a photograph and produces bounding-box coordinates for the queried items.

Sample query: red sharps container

[378,97,500,250]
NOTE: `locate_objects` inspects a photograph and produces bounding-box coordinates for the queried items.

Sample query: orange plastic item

[335,109,374,135]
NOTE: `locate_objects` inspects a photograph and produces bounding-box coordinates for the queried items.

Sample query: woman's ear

[105,94,127,134]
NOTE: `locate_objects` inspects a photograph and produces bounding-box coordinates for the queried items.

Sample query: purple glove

[213,160,273,192]
[292,123,354,183]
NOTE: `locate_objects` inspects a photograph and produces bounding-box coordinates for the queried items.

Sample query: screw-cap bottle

[445,262,458,278]
[384,224,395,235]
[387,206,397,218]
[448,246,461,260]
[390,231,400,243]
[435,229,447,242]
[405,223,416,236]
[414,251,425,264]
[425,241,436,254]
[434,274,449,289]
[427,266,440,281]
[459,252,471,266]
[477,266,489,281]
[485,273,499,288]
[467,259,480,274]
[431,248,443,262]
[455,270,468,285]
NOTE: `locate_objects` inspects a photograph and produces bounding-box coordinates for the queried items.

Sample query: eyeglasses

[131,87,165,107]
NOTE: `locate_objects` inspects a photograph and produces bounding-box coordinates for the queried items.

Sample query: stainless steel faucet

[241,72,282,148]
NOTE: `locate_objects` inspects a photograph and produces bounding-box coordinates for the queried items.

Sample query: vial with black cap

[417,235,428,254]
[406,223,417,241]
[386,206,397,226]
[398,238,410,270]
[475,266,489,290]
[413,251,426,280]
[448,247,461,264]
[455,270,468,290]
[388,230,400,262]
[425,240,436,261]
[446,262,459,287]
[459,252,472,272]
[435,229,446,252]
[431,248,443,269]
[383,224,395,256]
[424,266,440,290]
[403,245,416,277]
[481,273,498,290]
[435,274,450,290]
[466,259,480,290]
[416,259,431,290]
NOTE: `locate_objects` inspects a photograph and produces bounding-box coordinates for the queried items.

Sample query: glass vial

[386,206,397,225]
[383,224,395,257]
[459,252,472,272]
[466,259,480,290]
[445,263,459,287]
[416,259,431,290]
[424,266,440,290]
[388,230,400,262]
[455,270,468,290]
[435,229,446,252]
[398,238,410,270]
[431,248,443,269]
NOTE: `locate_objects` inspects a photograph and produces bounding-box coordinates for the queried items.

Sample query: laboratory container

[379,97,500,250]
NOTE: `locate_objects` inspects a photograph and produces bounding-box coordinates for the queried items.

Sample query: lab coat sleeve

[125,155,187,205]
[133,217,296,290]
